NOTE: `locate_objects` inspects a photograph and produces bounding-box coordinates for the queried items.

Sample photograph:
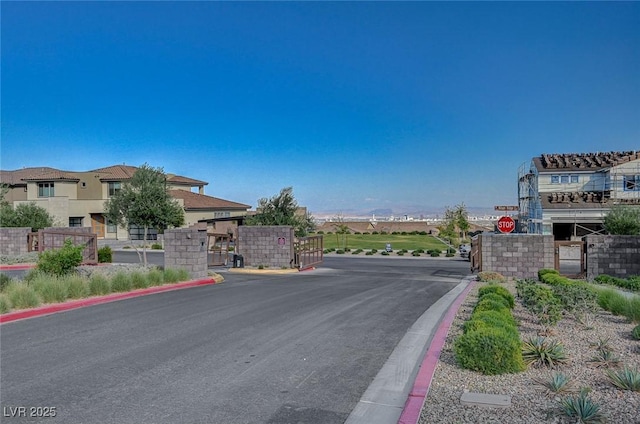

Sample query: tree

[603,205,640,235]
[333,214,350,250]
[0,184,54,231]
[246,187,315,237]
[437,203,470,245]
[104,164,185,265]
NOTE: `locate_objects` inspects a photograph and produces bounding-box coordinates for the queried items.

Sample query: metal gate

[554,240,585,278]
[29,229,98,264]
[207,233,231,266]
[293,235,323,270]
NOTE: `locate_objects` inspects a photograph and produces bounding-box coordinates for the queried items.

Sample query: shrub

[30,274,68,304]
[0,293,12,313]
[429,251,440,257]
[470,309,517,328]
[151,243,163,250]
[412,251,421,257]
[478,272,506,283]
[476,293,512,310]
[605,366,640,391]
[633,324,640,340]
[7,284,41,309]
[163,268,183,284]
[517,281,563,328]
[454,327,525,375]
[478,285,515,308]
[88,275,111,295]
[130,271,149,289]
[335,249,345,254]
[0,274,13,292]
[147,269,164,286]
[473,298,511,316]
[110,272,132,292]
[98,246,113,263]
[538,268,559,281]
[550,281,598,313]
[559,390,606,423]
[65,275,89,299]
[522,337,568,368]
[365,251,374,256]
[381,251,389,256]
[36,239,84,276]
[627,297,640,323]
[445,252,455,257]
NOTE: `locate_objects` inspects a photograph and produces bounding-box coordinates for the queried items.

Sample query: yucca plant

[533,372,577,397]
[589,337,612,352]
[605,366,640,391]
[522,337,568,368]
[589,348,620,368]
[558,389,606,423]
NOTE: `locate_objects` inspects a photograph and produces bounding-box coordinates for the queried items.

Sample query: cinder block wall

[164,228,208,279]
[480,233,554,279]
[585,235,640,280]
[0,228,31,255]
[237,226,295,268]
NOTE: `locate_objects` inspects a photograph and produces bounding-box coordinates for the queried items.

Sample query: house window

[69,217,83,227]
[106,219,117,233]
[624,175,640,191]
[214,212,231,218]
[560,175,569,184]
[551,176,559,184]
[80,182,87,189]
[129,225,158,240]
[570,175,579,183]
[108,182,121,196]
[38,182,55,197]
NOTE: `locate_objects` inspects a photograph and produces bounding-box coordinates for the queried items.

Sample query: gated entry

[554,240,585,278]
[293,235,323,270]
[207,233,231,266]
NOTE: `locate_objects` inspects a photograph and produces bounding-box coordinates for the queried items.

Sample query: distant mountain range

[311,206,501,220]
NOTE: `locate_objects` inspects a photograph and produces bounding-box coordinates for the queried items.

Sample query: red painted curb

[397,279,478,424]
[0,278,217,324]
[0,264,36,271]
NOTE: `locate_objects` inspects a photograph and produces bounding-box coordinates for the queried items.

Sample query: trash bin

[233,254,244,268]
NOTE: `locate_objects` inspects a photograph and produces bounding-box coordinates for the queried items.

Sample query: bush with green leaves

[98,246,113,263]
[632,324,640,340]
[472,297,511,316]
[603,204,640,235]
[538,268,559,281]
[0,273,13,292]
[147,269,164,286]
[477,272,506,283]
[88,275,111,295]
[454,326,525,375]
[594,274,640,292]
[30,274,68,304]
[130,271,149,289]
[516,279,563,328]
[66,275,89,299]
[163,268,189,284]
[476,292,512,310]
[110,272,132,292]
[0,293,12,313]
[478,285,515,308]
[6,284,41,309]
[463,311,519,338]
[36,239,84,276]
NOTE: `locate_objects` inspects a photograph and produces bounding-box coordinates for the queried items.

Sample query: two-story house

[0,164,250,240]
[518,151,640,239]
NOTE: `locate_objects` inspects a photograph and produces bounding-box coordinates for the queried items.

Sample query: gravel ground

[419,280,640,424]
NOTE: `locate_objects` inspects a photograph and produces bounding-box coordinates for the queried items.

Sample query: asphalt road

[1,256,469,424]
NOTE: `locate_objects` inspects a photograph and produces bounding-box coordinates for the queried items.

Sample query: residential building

[0,164,250,240]
[518,151,640,239]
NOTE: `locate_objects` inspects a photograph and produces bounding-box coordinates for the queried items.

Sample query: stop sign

[497,216,516,233]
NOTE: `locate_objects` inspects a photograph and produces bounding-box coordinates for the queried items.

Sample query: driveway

[0,257,469,424]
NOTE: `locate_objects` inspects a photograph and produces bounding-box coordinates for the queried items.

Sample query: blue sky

[2,2,639,215]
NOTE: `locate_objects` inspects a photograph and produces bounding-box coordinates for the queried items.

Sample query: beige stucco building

[0,164,250,240]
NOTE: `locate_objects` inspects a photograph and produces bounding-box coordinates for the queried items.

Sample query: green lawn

[315,233,450,251]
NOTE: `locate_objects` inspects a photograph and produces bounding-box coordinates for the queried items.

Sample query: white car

[459,244,471,258]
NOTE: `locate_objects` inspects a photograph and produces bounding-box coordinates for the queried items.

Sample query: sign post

[497,216,516,234]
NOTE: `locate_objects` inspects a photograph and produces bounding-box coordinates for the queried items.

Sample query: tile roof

[533,151,640,173]
[0,167,79,184]
[169,190,250,211]
[89,165,139,181]
[166,175,208,186]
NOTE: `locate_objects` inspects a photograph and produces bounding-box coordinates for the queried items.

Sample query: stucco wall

[0,227,31,255]
[585,235,640,280]
[237,226,295,268]
[479,233,555,279]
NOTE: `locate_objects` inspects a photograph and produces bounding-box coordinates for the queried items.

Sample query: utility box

[233,254,244,268]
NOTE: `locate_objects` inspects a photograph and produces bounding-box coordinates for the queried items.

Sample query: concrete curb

[344,276,476,424]
[228,268,300,275]
[0,278,219,324]
[397,277,478,424]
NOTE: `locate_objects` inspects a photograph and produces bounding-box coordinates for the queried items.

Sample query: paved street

[1,257,469,424]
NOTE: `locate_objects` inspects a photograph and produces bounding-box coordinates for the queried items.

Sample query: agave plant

[588,348,620,368]
[605,366,640,391]
[533,372,578,397]
[522,337,568,368]
[589,337,613,352]
[558,389,607,424]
